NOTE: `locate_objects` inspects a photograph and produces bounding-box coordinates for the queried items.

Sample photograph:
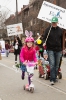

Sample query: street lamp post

[16,0,18,23]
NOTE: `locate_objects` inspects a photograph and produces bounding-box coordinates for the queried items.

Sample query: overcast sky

[0,0,29,14]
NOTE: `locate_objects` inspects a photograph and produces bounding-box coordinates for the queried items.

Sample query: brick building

[21,0,66,49]
[22,0,49,39]
[29,0,35,4]
[4,0,66,49]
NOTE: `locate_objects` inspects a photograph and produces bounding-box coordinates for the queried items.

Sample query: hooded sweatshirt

[20,46,37,63]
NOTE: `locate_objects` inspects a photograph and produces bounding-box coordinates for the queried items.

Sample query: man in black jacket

[43,16,63,85]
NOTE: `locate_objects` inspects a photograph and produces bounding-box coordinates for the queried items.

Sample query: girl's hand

[35,62,38,65]
[23,60,27,65]
[43,43,46,47]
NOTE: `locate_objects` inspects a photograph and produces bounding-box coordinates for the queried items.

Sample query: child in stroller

[38,56,50,80]
[38,51,62,80]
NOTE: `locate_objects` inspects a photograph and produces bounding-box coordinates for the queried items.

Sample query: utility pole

[16,0,18,23]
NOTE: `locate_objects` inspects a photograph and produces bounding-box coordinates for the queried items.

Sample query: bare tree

[0,6,14,29]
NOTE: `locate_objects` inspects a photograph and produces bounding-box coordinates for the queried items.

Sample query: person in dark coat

[13,36,22,64]
[43,16,63,85]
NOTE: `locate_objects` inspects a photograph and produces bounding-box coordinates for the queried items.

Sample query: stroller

[38,57,62,80]
[38,25,62,80]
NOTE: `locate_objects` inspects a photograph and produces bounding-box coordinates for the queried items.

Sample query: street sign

[7,23,23,36]
[37,1,66,29]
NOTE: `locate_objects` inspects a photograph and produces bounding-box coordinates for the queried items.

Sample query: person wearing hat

[43,16,63,85]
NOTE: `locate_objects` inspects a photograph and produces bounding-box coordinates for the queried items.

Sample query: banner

[0,41,6,56]
[37,1,66,29]
[7,23,23,36]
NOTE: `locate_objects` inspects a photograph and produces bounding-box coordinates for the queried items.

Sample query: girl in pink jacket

[20,30,37,85]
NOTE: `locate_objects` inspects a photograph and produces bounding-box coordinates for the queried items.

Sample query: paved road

[0,53,66,100]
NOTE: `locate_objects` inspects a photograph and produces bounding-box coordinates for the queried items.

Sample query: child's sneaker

[21,75,24,80]
[21,71,25,80]
[26,84,29,89]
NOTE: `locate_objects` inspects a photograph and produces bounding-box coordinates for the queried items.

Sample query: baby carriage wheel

[58,72,62,79]
[30,87,34,93]
[44,74,49,80]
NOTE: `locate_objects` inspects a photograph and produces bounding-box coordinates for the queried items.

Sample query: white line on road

[34,78,66,95]
[0,62,66,95]
[0,63,16,71]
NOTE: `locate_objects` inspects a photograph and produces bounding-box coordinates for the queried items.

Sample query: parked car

[62,49,66,57]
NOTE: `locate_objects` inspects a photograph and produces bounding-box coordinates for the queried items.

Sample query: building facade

[21,0,66,49]
[29,0,35,4]
[4,0,66,49]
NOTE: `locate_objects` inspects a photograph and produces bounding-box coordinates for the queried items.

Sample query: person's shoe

[50,81,54,85]
[21,72,25,80]
[21,75,24,80]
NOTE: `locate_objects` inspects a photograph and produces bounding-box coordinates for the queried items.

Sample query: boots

[21,71,25,80]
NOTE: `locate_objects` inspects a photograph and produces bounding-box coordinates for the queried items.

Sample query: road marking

[1,58,19,64]
[0,63,16,71]
[0,59,14,64]
[0,62,66,95]
[34,78,66,95]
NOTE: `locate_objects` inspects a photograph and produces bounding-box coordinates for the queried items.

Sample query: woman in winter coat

[13,36,22,64]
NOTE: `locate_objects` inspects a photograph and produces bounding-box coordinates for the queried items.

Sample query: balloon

[37,39,42,44]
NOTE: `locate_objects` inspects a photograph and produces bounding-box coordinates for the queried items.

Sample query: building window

[28,22,30,27]
[65,33,66,37]
[33,18,36,25]
[33,2,39,11]
[24,10,29,18]
[37,19,40,24]
[49,0,54,3]
[28,11,29,16]
[38,4,40,10]
[65,42,66,48]
[65,33,66,45]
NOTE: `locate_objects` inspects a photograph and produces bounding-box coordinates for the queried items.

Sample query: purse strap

[44,25,52,45]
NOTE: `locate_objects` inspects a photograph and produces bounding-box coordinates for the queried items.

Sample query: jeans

[6,50,9,57]
[48,50,62,82]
